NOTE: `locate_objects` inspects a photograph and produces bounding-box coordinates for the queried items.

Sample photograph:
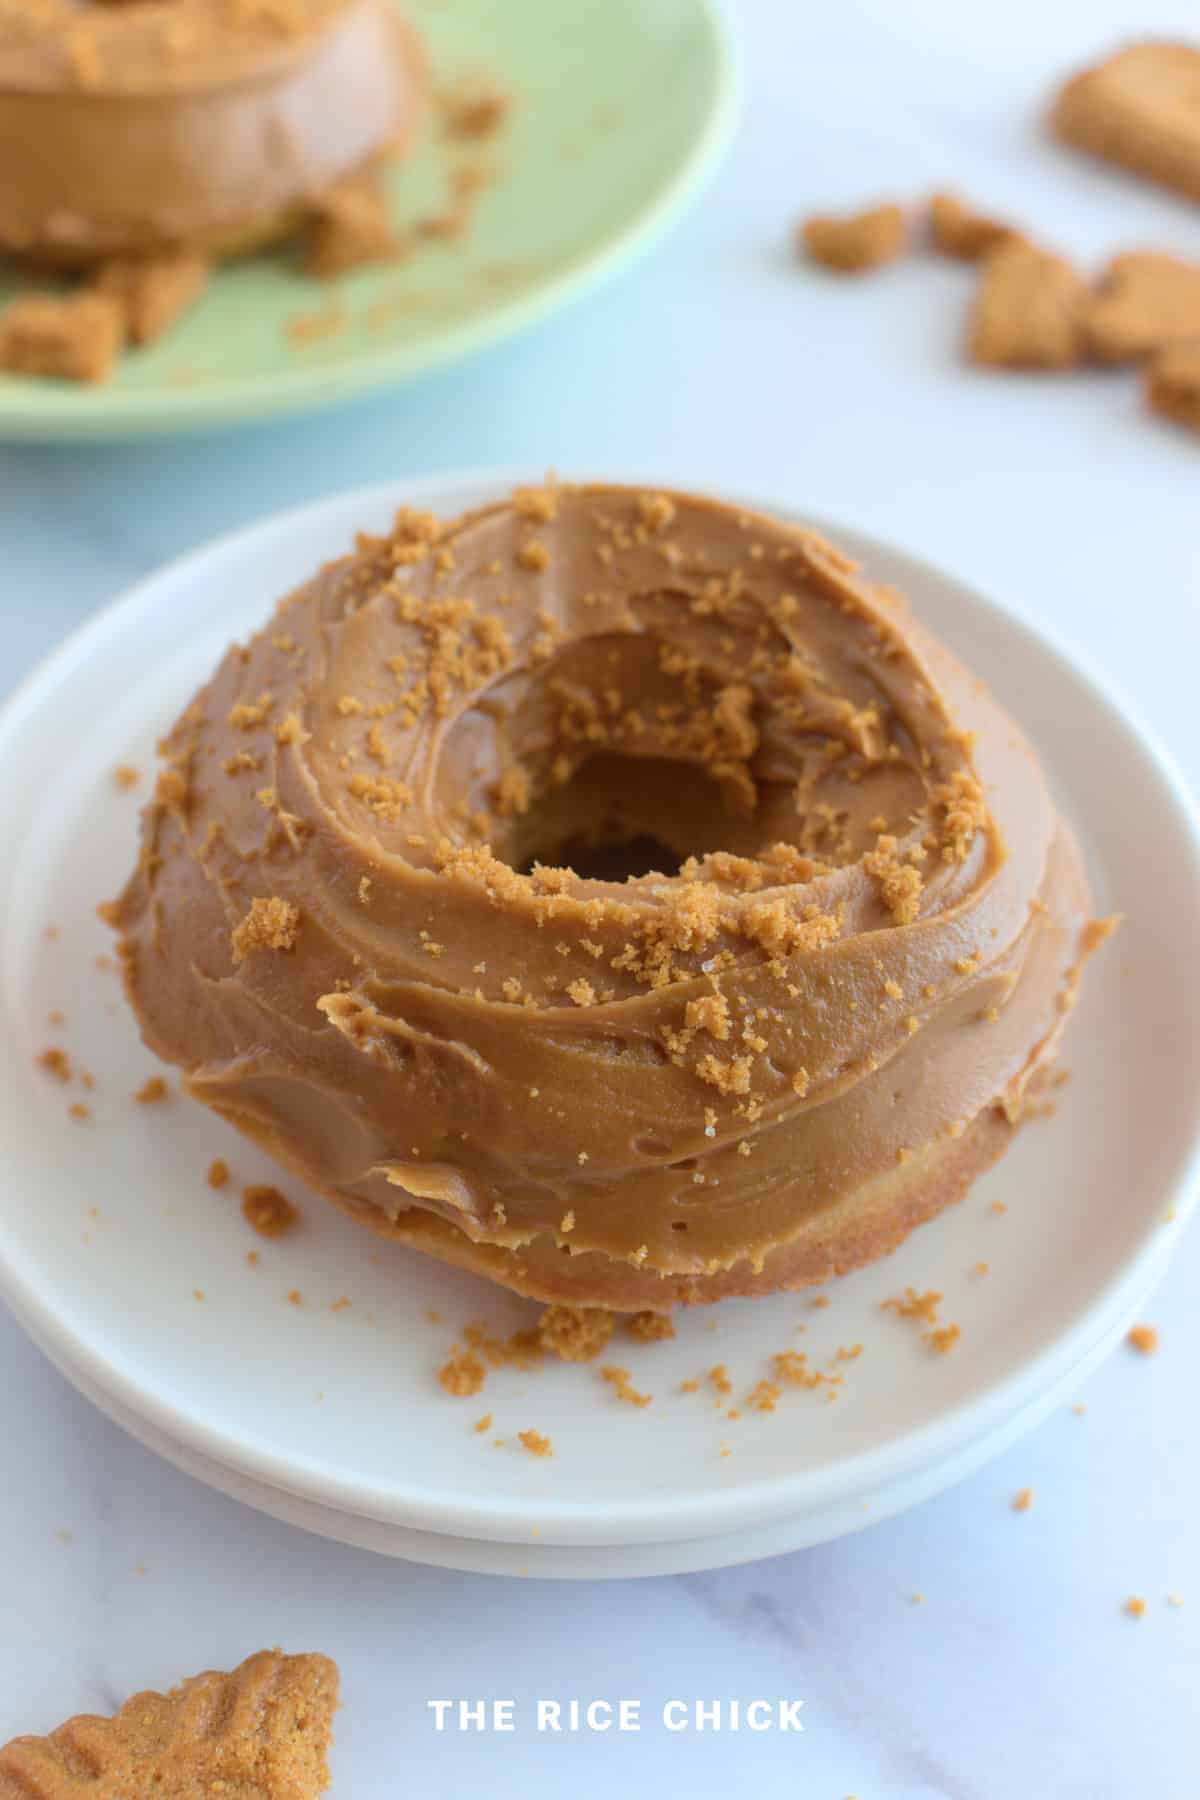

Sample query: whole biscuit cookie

[1051,42,1200,205]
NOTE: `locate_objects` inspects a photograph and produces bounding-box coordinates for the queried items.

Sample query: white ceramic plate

[1,472,1198,1576]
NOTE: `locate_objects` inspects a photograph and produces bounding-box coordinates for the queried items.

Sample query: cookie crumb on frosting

[231,896,300,963]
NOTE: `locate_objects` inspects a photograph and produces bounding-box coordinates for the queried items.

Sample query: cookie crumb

[1012,1487,1033,1513]
[0,290,123,384]
[68,1102,91,1122]
[37,1047,72,1083]
[800,203,907,273]
[241,1185,298,1238]
[1127,1324,1159,1355]
[135,1076,169,1105]
[928,190,1020,261]
[441,81,511,141]
[882,1286,942,1326]
[91,250,209,347]
[230,896,300,963]
[969,240,1087,370]
[627,1311,676,1343]
[306,178,400,279]
[1146,341,1200,437]
[1087,252,1200,364]
[113,764,140,791]
[439,1348,486,1397]
[518,1428,553,1458]
[473,1412,492,1434]
[1124,1595,1146,1619]
[536,1304,614,1362]
[207,1159,230,1190]
[600,1365,652,1408]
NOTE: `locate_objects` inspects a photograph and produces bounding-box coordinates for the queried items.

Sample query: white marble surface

[2,0,1199,1792]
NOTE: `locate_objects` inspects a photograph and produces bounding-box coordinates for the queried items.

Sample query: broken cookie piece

[1086,251,1200,364]
[0,290,123,384]
[928,191,1021,261]
[305,178,400,280]
[1146,341,1200,436]
[92,250,210,348]
[1051,42,1200,206]
[799,203,907,273]
[968,240,1088,370]
[0,1648,338,1797]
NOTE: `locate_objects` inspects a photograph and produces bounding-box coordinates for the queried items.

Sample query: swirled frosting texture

[112,486,1103,1309]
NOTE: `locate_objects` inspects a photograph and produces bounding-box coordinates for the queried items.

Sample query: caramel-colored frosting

[112,485,1103,1308]
[0,0,421,260]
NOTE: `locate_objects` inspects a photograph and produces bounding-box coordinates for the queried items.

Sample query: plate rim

[0,0,739,441]
[1,466,1198,1548]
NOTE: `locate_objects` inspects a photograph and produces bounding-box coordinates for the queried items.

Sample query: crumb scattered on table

[1127,1324,1159,1355]
[1086,251,1200,364]
[135,1076,169,1105]
[518,1428,553,1458]
[968,240,1088,370]
[113,764,140,791]
[928,190,1020,261]
[800,203,907,273]
[1124,1595,1146,1619]
[1146,342,1200,437]
[207,1159,230,1190]
[1012,1487,1034,1512]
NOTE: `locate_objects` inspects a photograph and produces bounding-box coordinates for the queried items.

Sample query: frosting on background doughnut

[0,0,422,262]
[110,484,1108,1310]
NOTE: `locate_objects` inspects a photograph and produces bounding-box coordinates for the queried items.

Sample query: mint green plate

[0,0,736,439]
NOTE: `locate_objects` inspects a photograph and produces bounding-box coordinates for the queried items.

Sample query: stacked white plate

[1,473,1197,1577]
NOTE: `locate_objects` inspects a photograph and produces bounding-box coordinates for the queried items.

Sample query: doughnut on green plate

[0,0,737,439]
